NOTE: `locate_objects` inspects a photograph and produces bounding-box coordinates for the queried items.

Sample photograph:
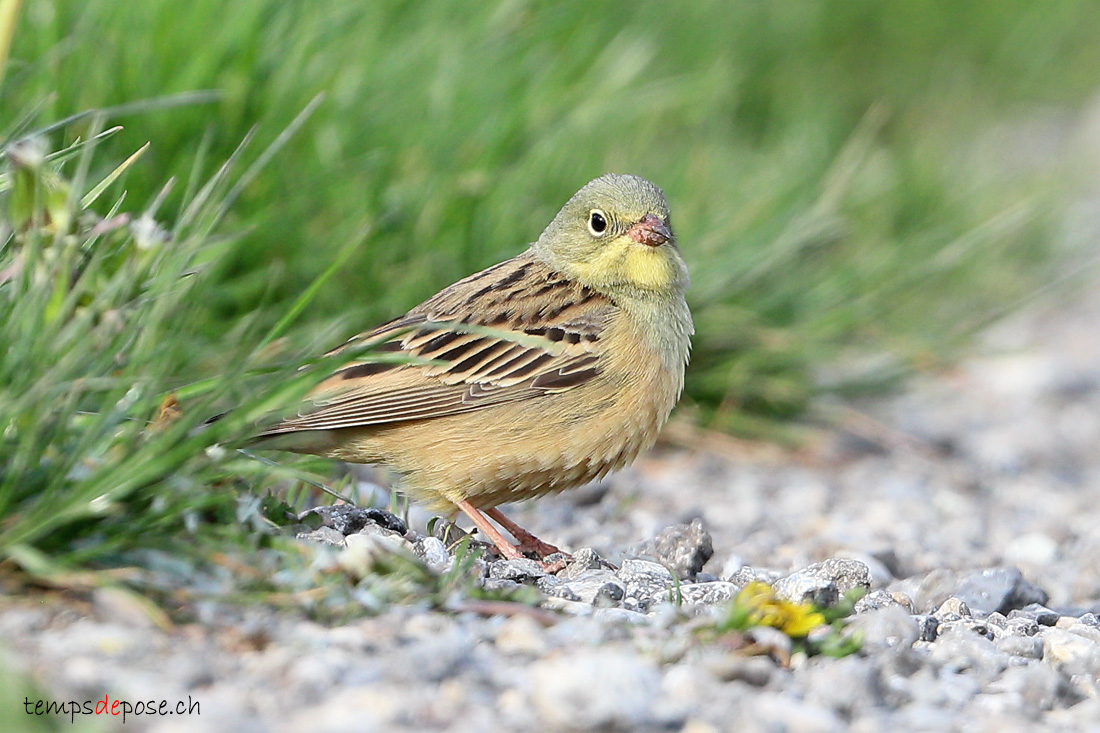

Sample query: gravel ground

[5,281,1100,732]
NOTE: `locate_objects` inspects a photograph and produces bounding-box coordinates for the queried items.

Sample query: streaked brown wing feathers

[261,253,613,435]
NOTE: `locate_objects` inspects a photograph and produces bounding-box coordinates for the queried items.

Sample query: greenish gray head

[533,174,687,297]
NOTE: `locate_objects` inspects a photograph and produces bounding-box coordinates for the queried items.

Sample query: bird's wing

[260,252,614,434]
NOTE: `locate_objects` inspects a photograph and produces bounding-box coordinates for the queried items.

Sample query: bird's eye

[588,210,608,236]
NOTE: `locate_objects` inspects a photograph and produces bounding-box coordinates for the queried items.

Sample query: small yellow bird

[260,174,692,562]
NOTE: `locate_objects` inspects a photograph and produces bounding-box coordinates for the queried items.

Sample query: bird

[258,173,692,564]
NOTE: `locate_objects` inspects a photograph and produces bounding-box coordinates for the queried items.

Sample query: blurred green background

[2,0,1099,579]
[7,0,1098,430]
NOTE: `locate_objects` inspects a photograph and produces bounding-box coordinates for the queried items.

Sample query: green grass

[0,0,1096,583]
[7,1,1096,422]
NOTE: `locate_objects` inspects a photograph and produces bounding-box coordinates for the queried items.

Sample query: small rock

[744,625,793,659]
[1008,603,1060,626]
[938,618,995,641]
[701,653,775,685]
[934,597,973,620]
[1065,623,1100,645]
[296,525,346,546]
[913,614,940,642]
[626,519,714,581]
[489,558,547,582]
[676,581,740,608]
[481,578,524,594]
[592,607,651,624]
[619,559,676,611]
[801,655,883,714]
[748,692,846,733]
[850,606,920,650]
[538,577,581,602]
[1068,673,1100,701]
[774,559,870,607]
[725,565,779,587]
[929,626,1010,683]
[529,651,661,730]
[394,626,475,683]
[299,505,407,535]
[953,567,1049,616]
[1079,613,1100,628]
[338,533,414,578]
[557,569,626,606]
[1005,618,1040,637]
[557,547,607,580]
[494,614,550,656]
[413,536,450,569]
[995,634,1044,660]
[987,664,1064,710]
[1043,628,1100,676]
[854,589,913,614]
[914,568,960,613]
[540,597,595,617]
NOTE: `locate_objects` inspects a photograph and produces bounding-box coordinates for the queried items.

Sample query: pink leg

[486,507,569,559]
[454,499,524,560]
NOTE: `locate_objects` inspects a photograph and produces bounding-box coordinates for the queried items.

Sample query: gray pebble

[934,597,973,619]
[618,558,676,611]
[913,614,940,642]
[701,653,775,685]
[954,567,1049,616]
[494,614,550,656]
[529,651,661,730]
[488,557,547,582]
[994,633,1044,659]
[747,692,846,733]
[592,607,651,624]
[855,589,914,614]
[929,626,1010,683]
[802,655,884,715]
[725,565,780,587]
[775,559,870,607]
[1009,603,1061,626]
[676,581,740,607]
[538,577,581,602]
[556,569,626,606]
[1043,628,1100,676]
[296,525,346,547]
[851,606,920,650]
[298,505,408,535]
[556,547,606,580]
[625,518,714,581]
[914,568,960,613]
[987,664,1065,710]
[412,536,450,569]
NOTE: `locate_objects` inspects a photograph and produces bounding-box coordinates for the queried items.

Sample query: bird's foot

[485,507,571,564]
[454,501,572,571]
[538,553,571,574]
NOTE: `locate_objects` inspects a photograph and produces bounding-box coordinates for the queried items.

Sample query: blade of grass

[81,141,150,209]
[0,0,22,90]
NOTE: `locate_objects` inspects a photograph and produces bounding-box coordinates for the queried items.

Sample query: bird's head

[533,174,688,299]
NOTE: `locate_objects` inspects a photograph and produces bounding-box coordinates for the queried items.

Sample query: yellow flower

[736,581,827,638]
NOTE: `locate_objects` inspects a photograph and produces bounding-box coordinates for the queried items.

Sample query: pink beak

[627,213,672,247]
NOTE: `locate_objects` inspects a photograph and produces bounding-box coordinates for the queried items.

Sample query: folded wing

[260,253,612,435]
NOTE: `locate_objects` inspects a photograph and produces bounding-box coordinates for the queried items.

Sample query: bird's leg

[454,499,524,561]
[485,507,569,560]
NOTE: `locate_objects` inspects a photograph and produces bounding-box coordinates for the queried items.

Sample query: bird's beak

[627,213,673,247]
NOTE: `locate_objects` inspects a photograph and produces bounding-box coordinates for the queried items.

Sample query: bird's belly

[326,366,676,511]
